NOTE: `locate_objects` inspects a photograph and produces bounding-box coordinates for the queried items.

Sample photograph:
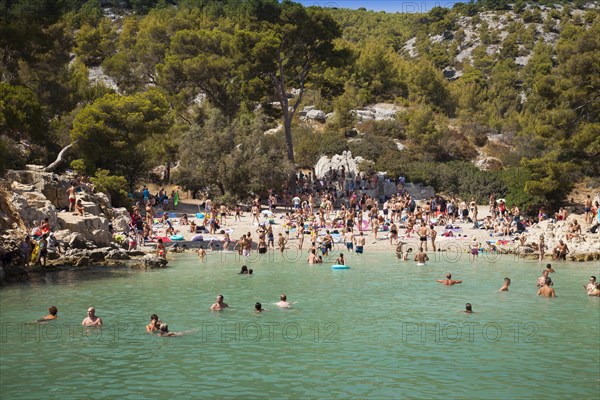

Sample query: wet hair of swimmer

[150,314,159,321]
[48,306,58,316]
[465,303,473,312]
[248,269,253,275]
[446,273,452,279]
[280,294,287,301]
[504,278,511,284]
[240,265,248,273]
[159,324,169,333]
[255,302,262,311]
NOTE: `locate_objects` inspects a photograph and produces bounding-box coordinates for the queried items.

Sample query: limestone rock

[57,213,112,247]
[6,170,71,209]
[106,249,130,260]
[76,256,90,267]
[314,151,364,180]
[12,192,58,229]
[132,255,168,269]
[111,208,131,232]
[306,109,326,122]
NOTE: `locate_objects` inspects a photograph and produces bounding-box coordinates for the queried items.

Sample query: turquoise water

[1,251,599,399]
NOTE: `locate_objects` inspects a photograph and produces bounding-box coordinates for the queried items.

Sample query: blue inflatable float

[331,264,350,270]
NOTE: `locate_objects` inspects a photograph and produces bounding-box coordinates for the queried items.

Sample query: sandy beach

[142,198,531,258]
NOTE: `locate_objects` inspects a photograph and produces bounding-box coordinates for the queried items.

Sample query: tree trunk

[44,141,77,172]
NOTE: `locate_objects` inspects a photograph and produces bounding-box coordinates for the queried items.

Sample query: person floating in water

[210,295,229,311]
[464,303,474,313]
[499,278,511,292]
[255,302,265,312]
[335,253,345,265]
[239,265,249,274]
[82,307,103,327]
[437,273,462,286]
[158,324,176,337]
[414,247,429,266]
[38,306,58,322]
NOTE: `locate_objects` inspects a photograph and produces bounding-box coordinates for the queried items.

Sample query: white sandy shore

[140,199,539,258]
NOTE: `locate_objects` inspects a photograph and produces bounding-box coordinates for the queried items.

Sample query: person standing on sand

[428,225,437,252]
[417,225,428,251]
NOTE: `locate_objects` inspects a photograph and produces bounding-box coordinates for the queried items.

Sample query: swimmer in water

[498,277,511,292]
[146,314,161,332]
[464,303,473,313]
[276,294,295,308]
[81,307,103,327]
[210,295,229,311]
[255,302,265,312]
[537,277,556,298]
[436,273,462,286]
[198,246,206,262]
[414,247,429,265]
[38,306,58,322]
[545,263,555,273]
[158,323,176,337]
[239,265,249,274]
[335,253,345,265]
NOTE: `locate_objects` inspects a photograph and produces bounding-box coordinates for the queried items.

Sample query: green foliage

[293,126,347,168]
[90,169,131,208]
[69,158,94,176]
[74,19,117,66]
[175,107,293,201]
[71,90,173,186]
[0,83,44,142]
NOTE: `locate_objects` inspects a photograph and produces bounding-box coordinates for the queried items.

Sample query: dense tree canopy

[1,0,598,209]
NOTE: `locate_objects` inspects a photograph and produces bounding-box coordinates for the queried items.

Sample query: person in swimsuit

[356,232,365,254]
[335,253,345,265]
[499,278,511,292]
[38,306,58,322]
[67,184,77,212]
[417,225,428,251]
[437,273,462,286]
[210,295,229,310]
[82,307,103,326]
[537,278,557,297]
[414,247,429,265]
[146,314,161,332]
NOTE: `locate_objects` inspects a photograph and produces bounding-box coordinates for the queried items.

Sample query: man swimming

[210,295,229,311]
[464,303,474,313]
[584,276,597,295]
[436,273,462,286]
[537,278,557,297]
[255,302,265,312]
[38,306,58,322]
[499,278,511,292]
[335,253,345,265]
[82,307,103,326]
[414,247,429,266]
[276,294,293,308]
